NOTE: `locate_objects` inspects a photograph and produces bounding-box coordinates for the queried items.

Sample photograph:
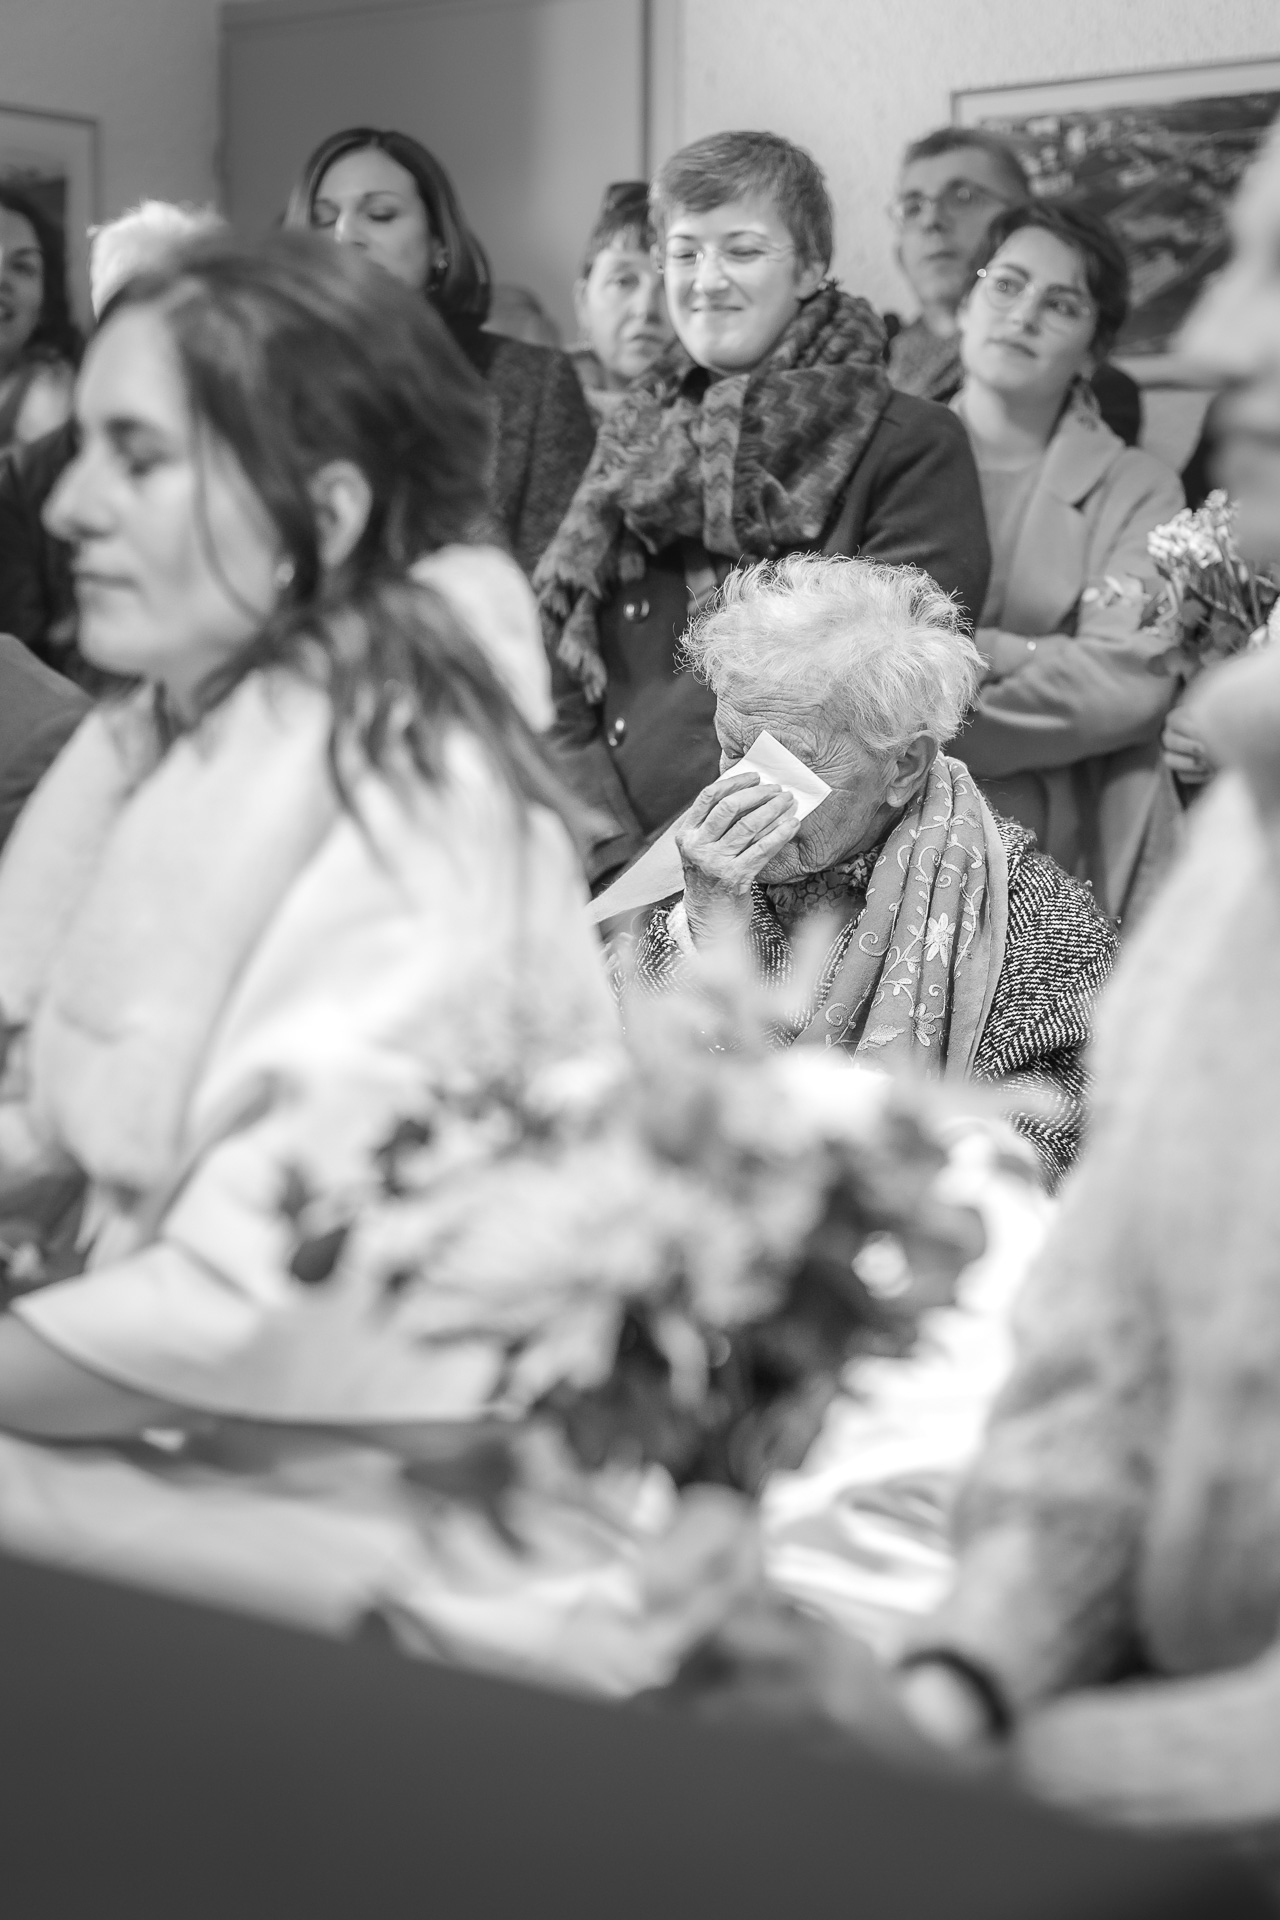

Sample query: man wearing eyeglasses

[887,129,1141,446]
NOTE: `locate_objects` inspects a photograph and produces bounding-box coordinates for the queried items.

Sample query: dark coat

[461,330,597,579]
[549,392,992,881]
[0,630,88,850]
[0,420,76,669]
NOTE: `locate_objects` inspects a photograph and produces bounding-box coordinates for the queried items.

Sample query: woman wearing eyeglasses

[886,130,1143,449]
[950,202,1183,927]
[536,130,989,887]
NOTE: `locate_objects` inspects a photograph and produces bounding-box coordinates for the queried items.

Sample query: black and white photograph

[0,5,1277,1915]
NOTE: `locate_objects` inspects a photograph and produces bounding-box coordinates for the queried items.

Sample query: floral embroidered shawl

[780,755,1008,1075]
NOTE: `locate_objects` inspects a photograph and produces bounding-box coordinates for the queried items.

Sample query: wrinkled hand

[676,771,799,941]
[1162,704,1216,786]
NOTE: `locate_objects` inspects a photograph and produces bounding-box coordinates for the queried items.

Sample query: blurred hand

[676,770,799,940]
[1162,704,1216,786]
[662,1588,936,1764]
[897,1658,999,1751]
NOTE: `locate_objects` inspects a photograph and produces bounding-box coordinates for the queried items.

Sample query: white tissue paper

[588,732,831,925]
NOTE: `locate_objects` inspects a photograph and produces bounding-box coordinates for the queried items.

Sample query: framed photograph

[0,105,99,325]
[954,60,1280,360]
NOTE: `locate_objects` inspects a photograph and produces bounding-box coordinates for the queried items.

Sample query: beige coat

[954,403,1184,924]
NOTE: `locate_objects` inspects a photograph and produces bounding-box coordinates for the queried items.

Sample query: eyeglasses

[974,265,1095,331]
[660,238,796,277]
[889,182,1014,229]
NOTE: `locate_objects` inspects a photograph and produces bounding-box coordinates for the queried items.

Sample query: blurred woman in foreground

[897,123,1280,1851]
[0,231,614,1443]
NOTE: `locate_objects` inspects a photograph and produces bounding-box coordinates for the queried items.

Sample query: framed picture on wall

[0,105,99,324]
[953,59,1280,361]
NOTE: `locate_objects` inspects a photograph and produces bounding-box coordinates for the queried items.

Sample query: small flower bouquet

[1142,490,1280,677]
[282,990,986,1508]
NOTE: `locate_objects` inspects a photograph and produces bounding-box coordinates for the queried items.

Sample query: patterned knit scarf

[534,285,891,702]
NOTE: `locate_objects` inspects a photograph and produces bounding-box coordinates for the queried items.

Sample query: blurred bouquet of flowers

[281,985,986,1506]
[1142,490,1280,676]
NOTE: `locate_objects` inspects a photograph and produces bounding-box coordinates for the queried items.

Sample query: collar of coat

[956,389,1129,636]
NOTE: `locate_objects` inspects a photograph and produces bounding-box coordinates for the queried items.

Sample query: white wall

[672,0,1280,319]
[0,0,220,218]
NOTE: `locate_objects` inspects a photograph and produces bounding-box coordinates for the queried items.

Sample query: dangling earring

[274,556,296,593]
[429,249,450,290]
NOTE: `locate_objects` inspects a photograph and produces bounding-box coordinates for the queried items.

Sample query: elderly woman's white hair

[683,554,982,761]
[89,200,225,316]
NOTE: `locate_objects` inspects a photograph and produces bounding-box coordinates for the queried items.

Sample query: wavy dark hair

[0,183,82,364]
[972,199,1131,358]
[99,230,566,824]
[284,127,491,324]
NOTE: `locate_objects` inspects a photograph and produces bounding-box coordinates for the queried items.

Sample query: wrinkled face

[714,697,897,879]
[0,207,45,369]
[311,147,434,292]
[661,192,825,375]
[44,305,281,708]
[958,225,1096,404]
[894,148,1020,317]
[1182,130,1280,564]
[574,238,673,387]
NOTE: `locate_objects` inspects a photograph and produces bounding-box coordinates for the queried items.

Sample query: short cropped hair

[579,180,654,278]
[651,132,834,271]
[900,127,1030,205]
[89,200,224,315]
[974,199,1131,357]
[683,554,981,762]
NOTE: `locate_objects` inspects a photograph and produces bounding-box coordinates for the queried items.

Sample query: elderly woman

[537,130,989,887]
[951,201,1183,926]
[631,555,1116,1187]
[569,180,674,417]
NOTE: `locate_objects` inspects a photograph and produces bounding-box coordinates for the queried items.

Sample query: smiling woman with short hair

[536,130,990,887]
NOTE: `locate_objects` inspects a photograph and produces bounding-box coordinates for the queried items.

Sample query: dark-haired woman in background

[286,128,595,577]
[950,202,1184,926]
[0,185,81,451]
